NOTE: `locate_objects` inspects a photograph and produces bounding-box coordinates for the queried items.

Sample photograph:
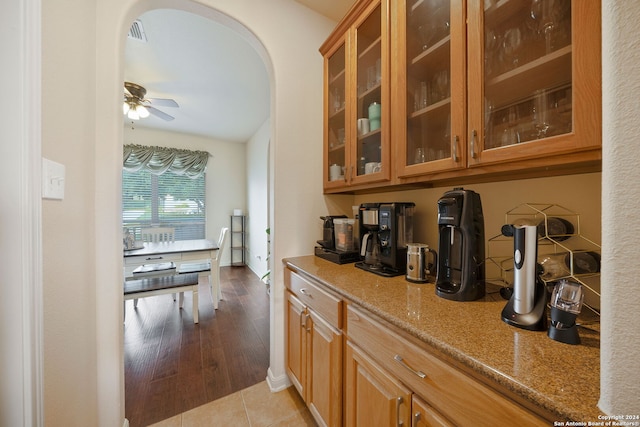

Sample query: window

[122,169,206,240]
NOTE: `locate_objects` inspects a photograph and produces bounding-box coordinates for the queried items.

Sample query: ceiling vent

[127,20,147,42]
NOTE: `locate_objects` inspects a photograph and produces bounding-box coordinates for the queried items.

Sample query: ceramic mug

[364,162,381,174]
[329,164,342,181]
[357,118,370,135]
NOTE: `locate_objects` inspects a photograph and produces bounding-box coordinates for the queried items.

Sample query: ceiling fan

[123,81,179,121]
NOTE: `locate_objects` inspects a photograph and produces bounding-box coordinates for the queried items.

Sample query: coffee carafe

[355,202,415,277]
[435,188,485,301]
[500,220,547,331]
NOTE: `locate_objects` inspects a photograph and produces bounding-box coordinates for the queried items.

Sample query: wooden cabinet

[322,0,601,193]
[394,0,466,178]
[344,340,411,427]
[346,304,549,426]
[285,269,343,427]
[321,0,392,191]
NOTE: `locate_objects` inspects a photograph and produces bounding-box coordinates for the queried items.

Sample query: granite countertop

[284,255,602,422]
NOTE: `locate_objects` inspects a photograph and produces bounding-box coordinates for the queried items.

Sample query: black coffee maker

[355,202,415,277]
[435,188,485,301]
[315,215,360,264]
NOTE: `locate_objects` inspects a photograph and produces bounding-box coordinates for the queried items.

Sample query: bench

[124,273,200,323]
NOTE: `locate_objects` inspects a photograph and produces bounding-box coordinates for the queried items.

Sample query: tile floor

[147,381,317,427]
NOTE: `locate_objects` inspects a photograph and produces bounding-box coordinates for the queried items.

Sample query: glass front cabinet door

[322,0,391,191]
[394,0,466,178]
[324,38,348,189]
[467,0,601,169]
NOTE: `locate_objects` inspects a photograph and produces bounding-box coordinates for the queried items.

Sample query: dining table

[123,239,219,279]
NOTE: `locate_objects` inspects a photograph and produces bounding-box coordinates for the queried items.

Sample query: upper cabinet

[321,0,601,193]
[322,0,392,191]
[465,0,601,169]
[394,0,466,178]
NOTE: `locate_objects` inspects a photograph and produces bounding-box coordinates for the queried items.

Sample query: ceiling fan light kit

[123,81,178,121]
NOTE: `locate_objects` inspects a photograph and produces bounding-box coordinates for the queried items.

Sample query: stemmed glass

[530,0,570,54]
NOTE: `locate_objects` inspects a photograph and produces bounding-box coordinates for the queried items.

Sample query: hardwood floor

[124,266,270,427]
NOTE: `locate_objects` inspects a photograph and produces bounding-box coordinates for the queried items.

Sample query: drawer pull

[299,288,312,298]
[396,396,403,427]
[394,354,427,379]
[145,256,163,260]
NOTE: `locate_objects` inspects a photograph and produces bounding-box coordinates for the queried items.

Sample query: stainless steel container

[406,243,437,283]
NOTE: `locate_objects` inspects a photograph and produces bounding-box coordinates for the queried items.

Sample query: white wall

[600,0,640,414]
[123,126,246,266]
[246,118,270,279]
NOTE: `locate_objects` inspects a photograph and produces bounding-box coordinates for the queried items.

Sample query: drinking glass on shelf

[533,89,550,138]
[435,70,449,101]
[332,87,341,112]
[502,27,523,71]
[414,147,426,164]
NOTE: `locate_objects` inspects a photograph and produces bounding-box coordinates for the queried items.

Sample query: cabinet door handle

[396,396,404,427]
[453,135,459,162]
[299,288,312,298]
[470,129,478,159]
[300,311,310,331]
[394,354,427,379]
[300,309,306,328]
[414,411,422,424]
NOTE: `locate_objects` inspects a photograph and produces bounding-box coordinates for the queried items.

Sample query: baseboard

[123,418,130,427]
[265,367,291,392]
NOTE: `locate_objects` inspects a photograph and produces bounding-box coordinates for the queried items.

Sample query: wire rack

[486,203,601,316]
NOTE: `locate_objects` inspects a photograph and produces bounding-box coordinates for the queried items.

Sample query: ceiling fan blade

[147,106,175,121]
[147,97,179,108]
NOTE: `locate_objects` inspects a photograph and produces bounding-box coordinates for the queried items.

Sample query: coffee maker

[315,215,360,264]
[355,202,415,277]
[435,188,485,301]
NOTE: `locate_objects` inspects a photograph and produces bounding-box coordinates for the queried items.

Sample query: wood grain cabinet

[321,0,601,193]
[321,0,392,191]
[346,304,549,426]
[285,269,343,427]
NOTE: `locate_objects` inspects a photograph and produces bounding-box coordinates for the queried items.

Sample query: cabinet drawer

[286,270,342,330]
[346,304,547,426]
[125,252,182,265]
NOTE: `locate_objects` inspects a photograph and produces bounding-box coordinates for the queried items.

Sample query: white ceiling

[124,1,354,143]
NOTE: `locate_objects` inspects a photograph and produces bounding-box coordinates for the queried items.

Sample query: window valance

[123,144,209,179]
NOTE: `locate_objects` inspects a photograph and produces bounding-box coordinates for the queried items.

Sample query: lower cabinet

[346,304,548,427]
[345,340,411,426]
[285,266,550,426]
[285,270,342,427]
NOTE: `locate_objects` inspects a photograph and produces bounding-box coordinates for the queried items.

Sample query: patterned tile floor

[147,381,317,427]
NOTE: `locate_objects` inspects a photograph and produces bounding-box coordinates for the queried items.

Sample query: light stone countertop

[284,255,602,423]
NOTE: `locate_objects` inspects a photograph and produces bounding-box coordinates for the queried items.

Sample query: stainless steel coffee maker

[435,188,485,301]
[355,202,415,277]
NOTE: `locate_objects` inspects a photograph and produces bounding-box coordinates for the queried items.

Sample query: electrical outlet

[42,158,65,200]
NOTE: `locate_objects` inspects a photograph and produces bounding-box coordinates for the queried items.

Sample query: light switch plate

[42,158,65,200]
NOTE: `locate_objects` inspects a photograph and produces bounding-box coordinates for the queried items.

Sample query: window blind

[122,169,206,240]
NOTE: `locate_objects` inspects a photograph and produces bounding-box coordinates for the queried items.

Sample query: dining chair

[177,227,229,309]
[140,227,175,243]
[132,227,177,306]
